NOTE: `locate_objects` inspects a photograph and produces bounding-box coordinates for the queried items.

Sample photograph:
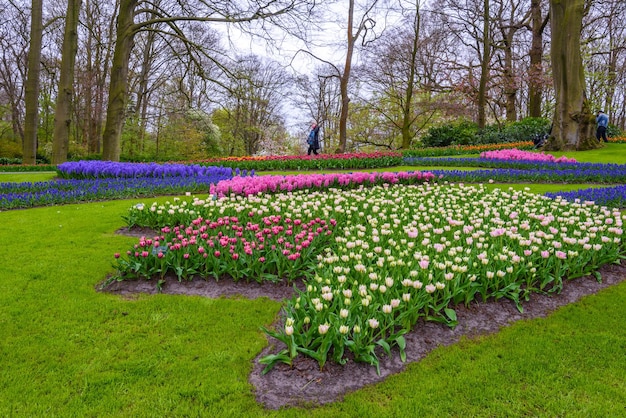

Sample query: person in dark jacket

[596,110,609,142]
[307,122,320,155]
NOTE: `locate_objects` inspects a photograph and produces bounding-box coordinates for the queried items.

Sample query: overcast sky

[218,2,405,134]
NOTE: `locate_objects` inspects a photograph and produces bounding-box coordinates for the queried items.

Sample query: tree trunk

[477,0,490,129]
[604,8,621,123]
[23,0,43,164]
[400,6,420,150]
[134,21,157,156]
[337,0,357,154]
[52,0,82,164]
[102,0,137,161]
[502,28,517,122]
[544,0,598,151]
[528,0,546,118]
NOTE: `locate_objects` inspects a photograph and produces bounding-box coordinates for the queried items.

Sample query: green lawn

[546,142,626,163]
[0,171,58,182]
[0,148,625,416]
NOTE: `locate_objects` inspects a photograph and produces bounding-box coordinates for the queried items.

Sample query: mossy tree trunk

[544,0,598,151]
[52,0,82,164]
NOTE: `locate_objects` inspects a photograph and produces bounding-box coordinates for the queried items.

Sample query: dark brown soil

[104,227,626,410]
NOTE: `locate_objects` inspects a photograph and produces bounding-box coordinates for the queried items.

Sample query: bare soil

[103,227,626,409]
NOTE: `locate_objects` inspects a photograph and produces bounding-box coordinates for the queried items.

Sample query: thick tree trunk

[528,0,546,118]
[477,0,490,129]
[544,0,598,151]
[102,0,137,161]
[52,0,82,164]
[23,0,43,164]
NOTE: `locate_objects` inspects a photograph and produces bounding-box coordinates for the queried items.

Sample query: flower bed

[479,148,577,163]
[57,160,246,179]
[428,166,626,185]
[402,141,534,158]
[0,172,244,210]
[209,171,436,197]
[115,183,625,373]
[197,152,403,171]
[114,215,336,284]
[0,164,56,172]
[404,156,586,170]
[546,184,626,209]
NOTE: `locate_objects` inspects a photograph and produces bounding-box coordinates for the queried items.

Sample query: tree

[0,2,29,146]
[336,0,384,153]
[294,67,342,153]
[477,0,490,128]
[220,56,291,156]
[52,0,81,164]
[436,0,496,129]
[527,0,549,118]
[359,1,445,149]
[101,0,315,161]
[492,0,529,122]
[23,0,43,164]
[544,0,597,151]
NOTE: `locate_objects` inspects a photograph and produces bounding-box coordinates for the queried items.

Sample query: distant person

[307,122,320,155]
[596,110,609,142]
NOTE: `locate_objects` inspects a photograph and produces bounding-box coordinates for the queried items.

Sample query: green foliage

[211,108,245,156]
[607,124,623,138]
[421,119,478,147]
[186,109,223,157]
[0,157,23,165]
[421,117,552,148]
[478,118,552,144]
[0,136,23,159]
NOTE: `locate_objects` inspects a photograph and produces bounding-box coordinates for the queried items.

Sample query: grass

[546,142,626,163]
[1,146,625,416]
[0,171,58,182]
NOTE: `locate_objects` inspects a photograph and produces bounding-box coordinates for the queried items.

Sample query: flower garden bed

[113,180,625,374]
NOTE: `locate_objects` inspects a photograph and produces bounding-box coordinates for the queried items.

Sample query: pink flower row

[209,171,436,197]
[115,214,337,282]
[480,148,577,163]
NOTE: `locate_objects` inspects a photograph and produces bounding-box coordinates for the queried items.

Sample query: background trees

[2,0,626,161]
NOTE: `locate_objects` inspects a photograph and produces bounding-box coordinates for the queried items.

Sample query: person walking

[596,110,609,142]
[307,122,320,155]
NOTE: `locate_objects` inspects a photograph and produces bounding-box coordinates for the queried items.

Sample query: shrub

[421,120,478,148]
[607,124,623,138]
[420,117,551,148]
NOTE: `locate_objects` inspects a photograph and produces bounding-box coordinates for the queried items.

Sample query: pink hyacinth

[210,170,436,197]
[480,148,577,163]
